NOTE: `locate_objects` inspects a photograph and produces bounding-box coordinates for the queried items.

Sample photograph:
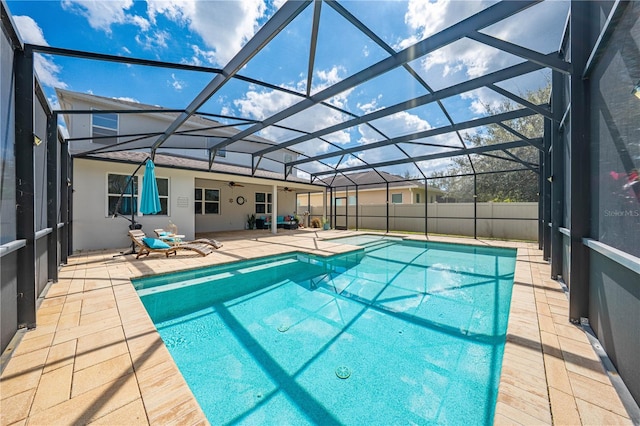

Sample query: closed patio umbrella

[140,159,162,215]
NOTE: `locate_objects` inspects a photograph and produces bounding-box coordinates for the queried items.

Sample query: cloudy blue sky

[7,0,570,177]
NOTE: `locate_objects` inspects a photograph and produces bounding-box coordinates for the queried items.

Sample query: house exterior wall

[73,158,197,251]
[59,91,298,176]
[194,178,297,233]
[302,186,437,206]
[73,158,305,251]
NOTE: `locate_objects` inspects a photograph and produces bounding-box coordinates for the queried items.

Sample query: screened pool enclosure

[1,0,639,411]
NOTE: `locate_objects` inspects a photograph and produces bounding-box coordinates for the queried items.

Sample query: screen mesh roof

[19,0,570,186]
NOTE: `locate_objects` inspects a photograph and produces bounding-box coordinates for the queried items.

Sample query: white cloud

[13,16,68,89]
[33,54,69,89]
[169,73,185,91]
[230,67,356,159]
[13,15,47,44]
[135,29,170,50]
[399,1,495,83]
[460,87,505,115]
[358,111,432,145]
[184,44,217,67]
[397,0,487,51]
[61,0,149,33]
[146,0,267,66]
[114,96,139,103]
[396,0,557,126]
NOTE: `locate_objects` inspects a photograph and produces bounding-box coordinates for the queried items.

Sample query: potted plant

[247,214,256,230]
[322,217,330,230]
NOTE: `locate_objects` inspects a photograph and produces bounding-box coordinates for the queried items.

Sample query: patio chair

[153,229,223,249]
[129,229,178,258]
[129,230,214,258]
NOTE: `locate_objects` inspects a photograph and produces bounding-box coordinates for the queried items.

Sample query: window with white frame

[416,193,421,203]
[348,195,356,205]
[195,188,220,214]
[152,176,169,215]
[391,193,403,204]
[107,174,137,216]
[255,192,272,214]
[92,112,118,144]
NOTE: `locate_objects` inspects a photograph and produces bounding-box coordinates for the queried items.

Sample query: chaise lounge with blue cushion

[153,229,223,249]
[129,229,214,258]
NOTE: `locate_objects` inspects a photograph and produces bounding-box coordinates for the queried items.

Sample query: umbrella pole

[112,157,149,257]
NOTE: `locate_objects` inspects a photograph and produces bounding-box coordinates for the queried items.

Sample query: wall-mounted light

[33,134,42,146]
[632,80,640,99]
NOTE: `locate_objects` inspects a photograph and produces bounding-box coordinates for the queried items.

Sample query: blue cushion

[143,237,171,249]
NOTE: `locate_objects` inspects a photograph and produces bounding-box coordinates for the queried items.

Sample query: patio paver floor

[0,230,634,425]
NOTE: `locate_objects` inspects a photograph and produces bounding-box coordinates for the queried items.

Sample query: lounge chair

[153,229,223,249]
[129,229,177,258]
[128,229,214,258]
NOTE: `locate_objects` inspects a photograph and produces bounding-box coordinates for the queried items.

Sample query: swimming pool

[133,236,517,425]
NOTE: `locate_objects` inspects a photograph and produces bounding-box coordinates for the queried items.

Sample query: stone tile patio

[0,230,633,425]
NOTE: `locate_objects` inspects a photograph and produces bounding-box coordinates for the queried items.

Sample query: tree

[429,84,550,202]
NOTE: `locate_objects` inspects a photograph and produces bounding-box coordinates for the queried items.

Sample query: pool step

[136,258,299,297]
[361,239,397,252]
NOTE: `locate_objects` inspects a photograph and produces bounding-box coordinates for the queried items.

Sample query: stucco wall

[73,158,198,251]
[194,179,297,233]
[73,158,305,250]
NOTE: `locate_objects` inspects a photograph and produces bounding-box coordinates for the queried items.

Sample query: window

[284,153,295,177]
[335,198,344,206]
[416,193,421,203]
[207,138,226,157]
[391,193,403,204]
[348,196,356,205]
[155,177,169,215]
[255,192,272,214]
[195,188,220,214]
[108,174,137,216]
[92,112,118,144]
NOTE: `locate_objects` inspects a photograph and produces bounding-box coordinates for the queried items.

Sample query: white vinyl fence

[307,202,538,241]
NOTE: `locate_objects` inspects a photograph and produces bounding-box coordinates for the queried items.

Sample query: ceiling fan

[280,187,295,192]
[228,181,244,187]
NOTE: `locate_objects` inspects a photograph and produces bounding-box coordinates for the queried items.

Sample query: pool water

[133,236,517,425]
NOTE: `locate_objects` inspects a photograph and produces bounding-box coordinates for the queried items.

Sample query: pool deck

[0,229,634,425]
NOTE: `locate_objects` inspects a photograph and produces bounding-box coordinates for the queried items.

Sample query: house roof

[84,151,321,189]
[323,170,442,192]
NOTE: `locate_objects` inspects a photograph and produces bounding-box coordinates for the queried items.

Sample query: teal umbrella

[140,159,161,214]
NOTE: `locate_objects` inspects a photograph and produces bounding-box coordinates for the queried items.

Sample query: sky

[6,0,570,178]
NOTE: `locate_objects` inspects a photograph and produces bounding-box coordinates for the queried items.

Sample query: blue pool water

[133,236,517,425]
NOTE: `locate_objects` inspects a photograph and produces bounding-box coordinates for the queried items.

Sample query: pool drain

[335,366,351,379]
[277,324,290,332]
